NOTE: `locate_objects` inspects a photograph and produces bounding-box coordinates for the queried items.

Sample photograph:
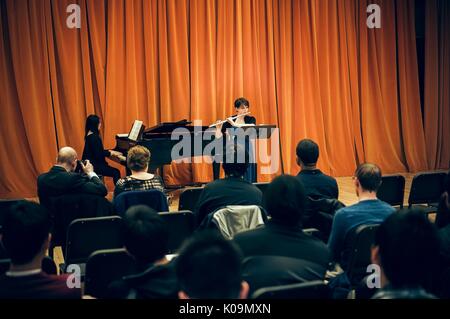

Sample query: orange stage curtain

[424,0,450,170]
[0,0,448,199]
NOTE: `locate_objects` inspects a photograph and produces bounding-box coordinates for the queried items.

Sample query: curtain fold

[0,0,448,199]
[424,0,450,170]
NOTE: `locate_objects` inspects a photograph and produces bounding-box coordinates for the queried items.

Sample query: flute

[209,112,251,128]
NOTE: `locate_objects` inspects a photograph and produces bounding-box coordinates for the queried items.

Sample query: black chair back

[65,216,124,265]
[377,175,405,207]
[252,280,329,299]
[304,197,345,242]
[0,259,9,275]
[408,172,447,206]
[114,190,169,215]
[159,211,195,253]
[243,255,328,295]
[84,248,136,299]
[253,182,269,195]
[346,224,380,285]
[0,226,7,259]
[178,187,203,211]
[50,194,114,249]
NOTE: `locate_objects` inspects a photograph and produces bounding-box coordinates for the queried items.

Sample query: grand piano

[114,119,277,177]
[114,120,212,172]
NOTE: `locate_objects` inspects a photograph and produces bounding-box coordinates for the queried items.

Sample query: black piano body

[114,120,214,172]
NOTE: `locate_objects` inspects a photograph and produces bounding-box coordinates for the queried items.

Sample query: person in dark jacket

[234,175,330,292]
[37,147,107,210]
[108,205,177,299]
[296,139,339,200]
[82,114,122,184]
[195,145,262,226]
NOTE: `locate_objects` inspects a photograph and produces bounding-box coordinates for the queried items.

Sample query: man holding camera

[37,147,108,210]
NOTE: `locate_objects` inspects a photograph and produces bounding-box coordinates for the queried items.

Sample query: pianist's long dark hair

[85,114,100,138]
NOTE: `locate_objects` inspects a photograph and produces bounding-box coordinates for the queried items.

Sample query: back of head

[56,147,77,166]
[176,231,244,299]
[374,208,439,288]
[127,146,151,172]
[123,205,168,265]
[296,139,319,166]
[222,145,249,178]
[355,163,382,192]
[1,201,51,265]
[263,175,306,227]
[85,114,100,137]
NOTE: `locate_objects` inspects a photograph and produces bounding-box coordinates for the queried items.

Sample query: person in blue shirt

[327,163,395,298]
[328,163,395,269]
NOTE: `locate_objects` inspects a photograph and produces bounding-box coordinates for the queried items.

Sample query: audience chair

[114,190,169,215]
[253,182,270,195]
[178,187,203,211]
[158,211,195,253]
[49,193,114,255]
[252,280,330,299]
[0,226,7,259]
[408,172,447,214]
[61,216,124,274]
[377,175,406,208]
[345,224,380,286]
[243,255,329,295]
[84,249,136,299]
[305,197,345,242]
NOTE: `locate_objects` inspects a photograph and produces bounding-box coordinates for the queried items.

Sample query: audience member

[296,139,338,200]
[176,231,249,299]
[108,205,177,299]
[37,147,107,210]
[371,209,439,299]
[0,201,81,299]
[114,146,165,198]
[195,145,262,225]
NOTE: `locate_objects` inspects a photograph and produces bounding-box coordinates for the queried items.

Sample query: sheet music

[128,120,143,141]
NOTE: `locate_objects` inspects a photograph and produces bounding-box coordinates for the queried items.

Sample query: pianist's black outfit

[213,115,257,183]
[83,133,121,184]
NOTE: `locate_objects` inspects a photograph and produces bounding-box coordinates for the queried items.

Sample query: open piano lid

[143,119,193,136]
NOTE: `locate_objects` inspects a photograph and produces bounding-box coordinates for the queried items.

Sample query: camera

[77,160,88,166]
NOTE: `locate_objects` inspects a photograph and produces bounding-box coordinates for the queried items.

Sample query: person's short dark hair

[176,231,244,299]
[355,163,382,192]
[234,98,249,109]
[1,201,51,265]
[85,114,100,138]
[222,145,249,177]
[374,208,440,288]
[296,139,319,166]
[263,175,306,226]
[123,205,168,264]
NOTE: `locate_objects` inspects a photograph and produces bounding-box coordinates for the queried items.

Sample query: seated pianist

[82,115,124,184]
